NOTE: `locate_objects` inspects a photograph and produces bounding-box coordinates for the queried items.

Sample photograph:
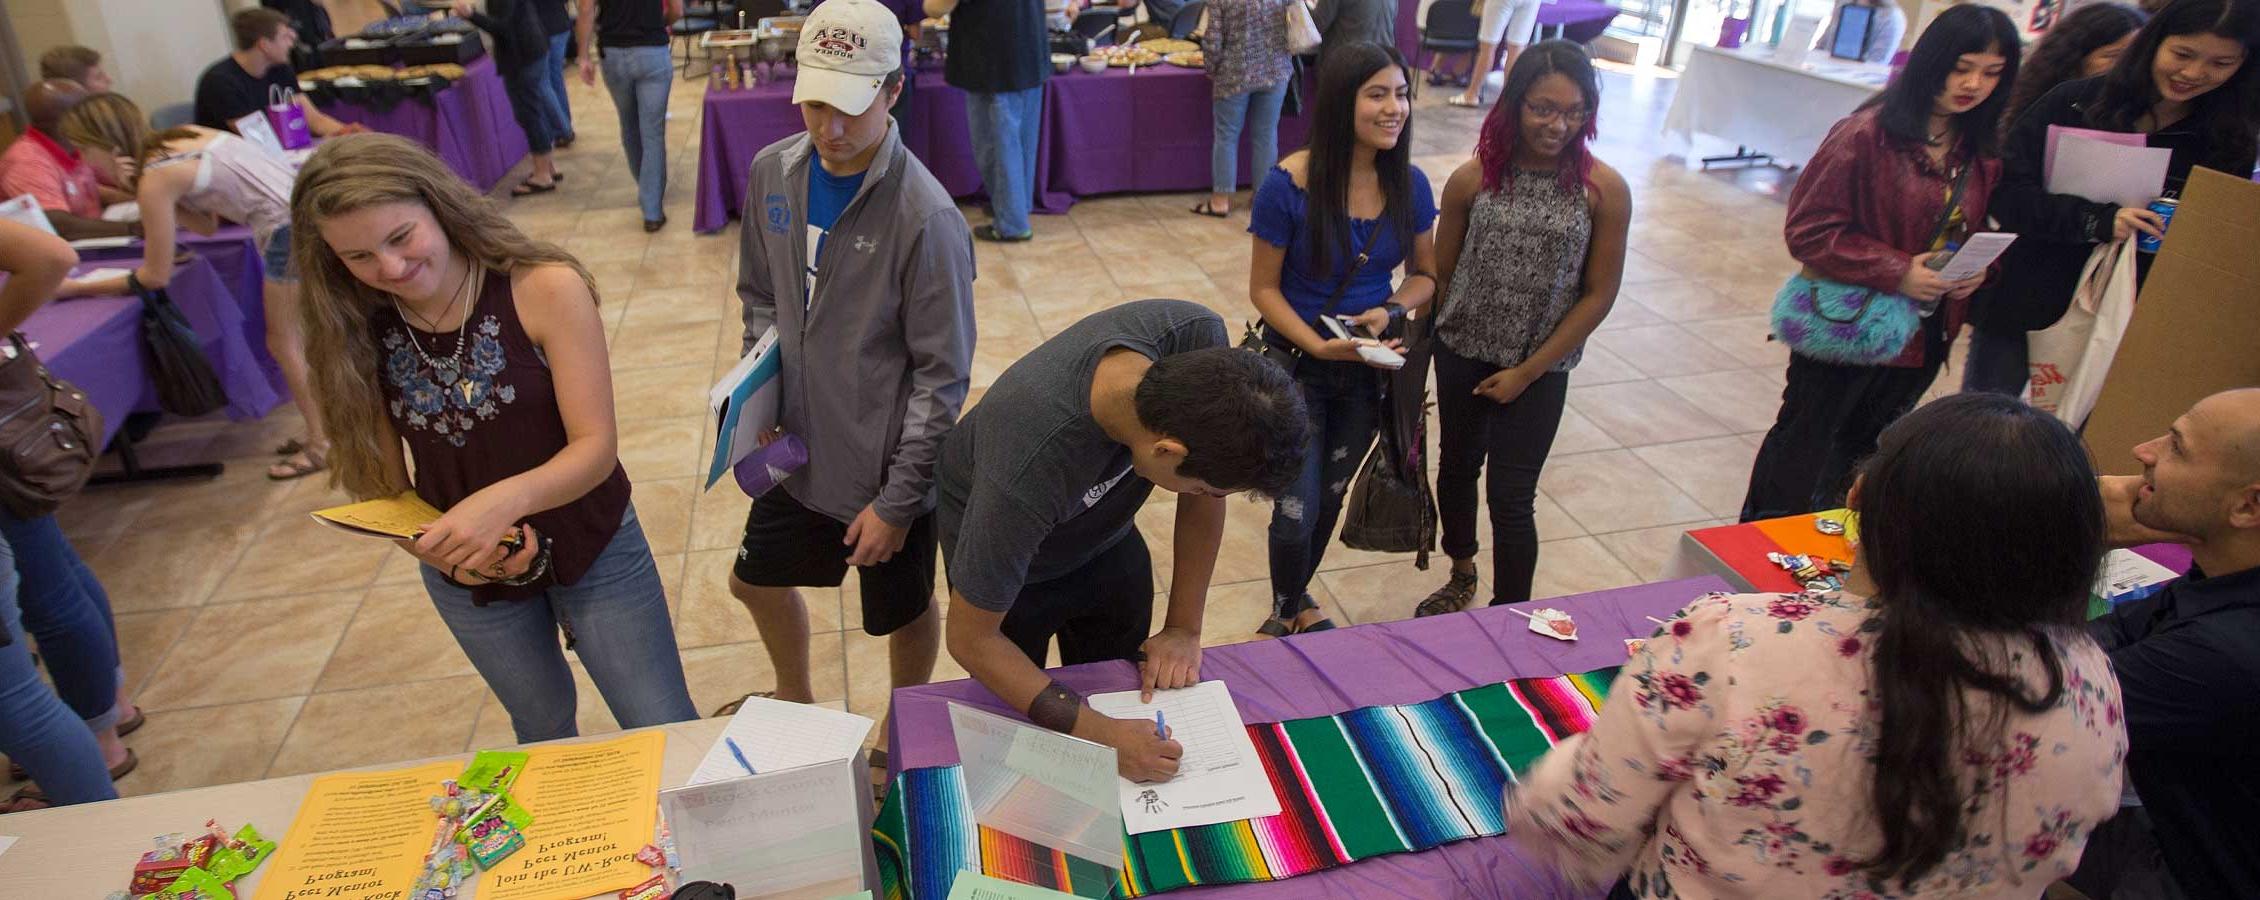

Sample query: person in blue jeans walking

[1249,44,1437,636]
[578,0,679,232]
[292,136,696,744]
[0,221,126,813]
[927,0,1049,241]
[1193,0,1293,218]
[536,0,577,148]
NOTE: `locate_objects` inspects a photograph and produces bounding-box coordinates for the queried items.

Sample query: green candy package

[207,824,276,881]
[457,749,530,795]
[456,793,534,870]
[156,865,234,900]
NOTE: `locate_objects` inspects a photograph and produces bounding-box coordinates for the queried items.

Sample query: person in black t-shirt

[194,8,358,137]
[577,0,679,231]
[927,0,1049,242]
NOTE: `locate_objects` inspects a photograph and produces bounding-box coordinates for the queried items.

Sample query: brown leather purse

[0,332,103,518]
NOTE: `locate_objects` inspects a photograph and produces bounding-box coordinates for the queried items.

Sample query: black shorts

[988,531,1155,668]
[733,489,936,636]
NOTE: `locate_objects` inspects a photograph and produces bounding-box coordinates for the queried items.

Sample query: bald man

[0,79,135,241]
[2078,388,2260,900]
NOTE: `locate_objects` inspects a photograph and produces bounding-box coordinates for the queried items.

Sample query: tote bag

[2026,238,2136,426]
[266,85,313,151]
[1285,0,1323,55]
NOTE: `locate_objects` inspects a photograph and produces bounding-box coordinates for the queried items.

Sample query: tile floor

[26,61,1971,798]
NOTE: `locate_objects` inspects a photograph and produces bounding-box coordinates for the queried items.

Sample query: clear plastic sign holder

[658,755,878,899]
[947,703,1124,878]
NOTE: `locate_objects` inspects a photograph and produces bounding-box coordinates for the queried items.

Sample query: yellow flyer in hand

[250,762,456,900]
[310,491,443,540]
[478,731,668,900]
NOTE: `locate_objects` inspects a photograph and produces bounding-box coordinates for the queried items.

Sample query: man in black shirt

[194,8,357,138]
[926,0,1048,242]
[2083,388,2260,899]
[577,0,679,231]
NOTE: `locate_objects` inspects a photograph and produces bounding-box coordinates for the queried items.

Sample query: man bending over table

[937,299,1308,781]
[2084,387,2260,899]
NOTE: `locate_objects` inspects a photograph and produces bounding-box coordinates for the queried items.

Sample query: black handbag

[130,276,230,418]
[1339,314,1437,567]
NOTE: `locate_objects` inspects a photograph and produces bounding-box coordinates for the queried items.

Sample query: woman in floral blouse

[1509,393,2127,899]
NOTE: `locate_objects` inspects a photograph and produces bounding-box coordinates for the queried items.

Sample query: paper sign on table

[1084,681,1280,835]
[948,702,1122,869]
[309,491,444,539]
[2045,126,2147,186]
[2049,134,2171,207]
[662,759,873,898]
[250,761,455,900]
[685,693,873,786]
[477,731,666,900]
[946,870,1083,900]
[1933,232,2017,283]
[63,267,134,290]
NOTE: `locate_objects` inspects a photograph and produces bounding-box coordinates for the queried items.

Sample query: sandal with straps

[267,445,327,481]
[1415,568,1481,617]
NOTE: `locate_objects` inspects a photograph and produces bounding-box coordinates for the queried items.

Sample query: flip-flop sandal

[511,180,559,197]
[709,690,776,718]
[2,787,52,814]
[12,749,139,801]
[1190,202,1229,218]
[1446,95,1485,109]
[273,438,305,456]
[266,448,326,481]
[1289,616,1338,634]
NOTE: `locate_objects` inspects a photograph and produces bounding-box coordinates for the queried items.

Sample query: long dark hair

[2006,3,2149,126]
[2087,0,2260,169]
[1874,3,2022,156]
[1474,40,1600,195]
[1303,41,1415,279]
[1852,393,2103,887]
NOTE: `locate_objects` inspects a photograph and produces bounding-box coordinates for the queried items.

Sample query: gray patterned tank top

[1434,169,1593,371]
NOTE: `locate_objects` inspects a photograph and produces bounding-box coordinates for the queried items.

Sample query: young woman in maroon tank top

[287,135,695,742]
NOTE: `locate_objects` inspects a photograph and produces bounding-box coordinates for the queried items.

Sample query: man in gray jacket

[727,0,976,715]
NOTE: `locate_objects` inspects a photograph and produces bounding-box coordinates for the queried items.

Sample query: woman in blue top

[1248,42,1438,636]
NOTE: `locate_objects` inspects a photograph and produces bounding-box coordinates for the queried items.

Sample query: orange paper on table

[1752,510,1856,566]
[477,730,667,900]
[250,762,456,900]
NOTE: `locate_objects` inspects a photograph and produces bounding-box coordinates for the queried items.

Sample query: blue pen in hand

[1155,710,1167,738]
[726,737,757,776]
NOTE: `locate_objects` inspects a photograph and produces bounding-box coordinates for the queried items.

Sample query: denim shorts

[259,226,297,283]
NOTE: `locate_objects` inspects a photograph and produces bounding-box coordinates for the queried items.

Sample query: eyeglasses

[1523,103,1592,125]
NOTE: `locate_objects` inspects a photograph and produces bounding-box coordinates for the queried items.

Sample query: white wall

[6,0,231,110]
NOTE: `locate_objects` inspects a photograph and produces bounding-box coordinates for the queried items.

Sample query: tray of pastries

[1163,50,1204,67]
[1092,45,1161,67]
[1143,38,1198,54]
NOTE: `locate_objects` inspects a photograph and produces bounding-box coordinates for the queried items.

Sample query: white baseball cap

[791,0,903,116]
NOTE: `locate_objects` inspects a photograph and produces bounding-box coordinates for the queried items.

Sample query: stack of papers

[1086,681,1281,834]
[309,491,443,539]
[2046,126,2169,207]
[685,694,874,786]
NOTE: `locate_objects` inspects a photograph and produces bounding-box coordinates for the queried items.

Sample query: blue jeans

[0,537,118,806]
[0,511,121,731]
[1267,356,1381,617]
[543,31,575,141]
[1211,81,1288,196]
[600,45,674,221]
[965,86,1044,238]
[420,506,696,743]
[501,57,557,154]
[1962,325,2029,396]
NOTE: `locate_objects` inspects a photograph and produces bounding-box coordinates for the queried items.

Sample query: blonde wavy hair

[54,93,199,189]
[289,133,600,500]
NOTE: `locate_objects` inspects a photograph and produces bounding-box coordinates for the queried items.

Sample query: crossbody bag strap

[1930,164,1972,248]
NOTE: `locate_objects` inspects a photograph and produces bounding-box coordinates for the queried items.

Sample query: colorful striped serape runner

[874,668,1620,899]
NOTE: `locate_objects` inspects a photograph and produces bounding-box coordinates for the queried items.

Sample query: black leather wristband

[1027,680,1083,734]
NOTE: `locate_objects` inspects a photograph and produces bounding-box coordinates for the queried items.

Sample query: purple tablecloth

[77,226,286,399]
[885,574,1732,899]
[1397,0,1623,69]
[317,55,530,191]
[1046,64,1311,199]
[17,259,284,445]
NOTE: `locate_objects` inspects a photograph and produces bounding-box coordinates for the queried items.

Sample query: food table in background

[313,55,530,192]
[18,259,285,446]
[885,575,1732,899]
[1659,44,1887,169]
[1395,0,1624,70]
[1662,513,2195,594]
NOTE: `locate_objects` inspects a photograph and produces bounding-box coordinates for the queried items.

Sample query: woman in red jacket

[1740,3,2020,522]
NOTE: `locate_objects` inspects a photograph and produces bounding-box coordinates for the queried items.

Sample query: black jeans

[499,57,556,154]
[997,531,1154,668]
[1266,356,1381,617]
[1434,345,1569,606]
[1740,349,1945,522]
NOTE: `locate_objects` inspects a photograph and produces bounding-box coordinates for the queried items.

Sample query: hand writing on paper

[1137,627,1201,701]
[1093,715,1181,782]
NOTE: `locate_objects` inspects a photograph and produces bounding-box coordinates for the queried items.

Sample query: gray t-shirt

[937,300,1230,613]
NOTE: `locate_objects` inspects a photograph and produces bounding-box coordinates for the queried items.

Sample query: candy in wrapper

[461,812,527,870]
[206,823,276,882]
[155,866,234,900]
[1622,637,1648,657]
[1525,608,1578,641]
[458,749,530,795]
[132,832,220,895]
[634,844,666,867]
[1814,516,1845,535]
[619,874,669,900]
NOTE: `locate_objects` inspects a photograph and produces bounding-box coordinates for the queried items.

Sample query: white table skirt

[1661,43,1890,169]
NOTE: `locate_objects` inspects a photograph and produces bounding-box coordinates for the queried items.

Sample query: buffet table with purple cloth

[76,226,286,398]
[884,574,1731,899]
[1047,64,1310,200]
[1396,0,1623,69]
[18,259,285,446]
[315,55,529,191]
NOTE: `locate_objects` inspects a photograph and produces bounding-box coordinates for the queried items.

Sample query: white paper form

[685,694,874,786]
[1085,681,1282,835]
[2049,134,2171,208]
[1933,232,2017,282]
[2094,548,2179,604]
